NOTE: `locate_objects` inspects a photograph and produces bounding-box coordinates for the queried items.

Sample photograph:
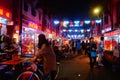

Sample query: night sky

[38,0,101,20]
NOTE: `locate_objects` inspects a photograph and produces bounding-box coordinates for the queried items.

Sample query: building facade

[102,0,120,50]
[0,0,13,36]
[21,0,43,56]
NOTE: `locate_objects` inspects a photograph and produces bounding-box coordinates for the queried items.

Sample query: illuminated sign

[28,22,38,29]
[0,7,12,19]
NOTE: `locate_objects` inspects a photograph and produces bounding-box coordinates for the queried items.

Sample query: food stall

[21,21,42,57]
[104,29,120,51]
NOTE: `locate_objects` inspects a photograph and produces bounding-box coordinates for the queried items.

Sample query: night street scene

[0,0,120,80]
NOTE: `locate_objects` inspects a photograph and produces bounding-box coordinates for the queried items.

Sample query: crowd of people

[1,33,120,79]
[0,34,20,60]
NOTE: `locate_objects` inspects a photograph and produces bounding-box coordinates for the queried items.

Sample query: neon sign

[28,22,38,29]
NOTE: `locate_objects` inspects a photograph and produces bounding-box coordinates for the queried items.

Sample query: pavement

[58,54,120,80]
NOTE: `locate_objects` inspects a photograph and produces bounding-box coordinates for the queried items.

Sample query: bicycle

[16,60,60,80]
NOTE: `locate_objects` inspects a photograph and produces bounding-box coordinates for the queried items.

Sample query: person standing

[85,40,90,55]
[31,34,57,80]
[89,37,97,69]
[76,40,81,55]
[98,36,104,66]
[72,40,77,54]
[81,41,85,55]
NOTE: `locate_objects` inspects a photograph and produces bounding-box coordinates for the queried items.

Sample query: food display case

[21,27,39,57]
[104,30,120,51]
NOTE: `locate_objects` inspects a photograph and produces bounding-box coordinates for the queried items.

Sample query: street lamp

[94,8,100,14]
[93,7,102,36]
[93,7,101,18]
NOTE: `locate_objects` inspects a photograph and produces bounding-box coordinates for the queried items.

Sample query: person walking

[89,37,97,69]
[98,36,104,66]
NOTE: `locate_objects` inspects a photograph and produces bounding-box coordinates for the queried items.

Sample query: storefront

[0,7,12,35]
[104,29,120,51]
[21,21,42,57]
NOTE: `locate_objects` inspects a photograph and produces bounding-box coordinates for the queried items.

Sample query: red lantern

[70,21,73,25]
[91,20,95,25]
[72,30,74,32]
[66,30,68,32]
[60,21,63,27]
[78,30,80,32]
[80,21,84,25]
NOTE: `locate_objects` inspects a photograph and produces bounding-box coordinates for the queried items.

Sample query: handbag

[91,51,97,57]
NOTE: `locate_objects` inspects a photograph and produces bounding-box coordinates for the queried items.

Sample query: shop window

[31,8,36,17]
[24,2,28,11]
[104,15,108,24]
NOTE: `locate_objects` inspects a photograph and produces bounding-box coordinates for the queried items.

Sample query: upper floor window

[39,13,42,20]
[117,2,120,23]
[31,8,36,17]
[104,15,108,24]
[24,2,28,11]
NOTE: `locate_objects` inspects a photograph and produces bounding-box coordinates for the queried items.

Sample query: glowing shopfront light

[54,20,59,25]
[0,8,11,19]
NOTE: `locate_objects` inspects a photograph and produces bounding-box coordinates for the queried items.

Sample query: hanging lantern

[78,30,80,32]
[80,21,84,26]
[72,30,74,32]
[60,21,63,27]
[66,30,68,32]
[69,21,73,26]
[91,20,95,25]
